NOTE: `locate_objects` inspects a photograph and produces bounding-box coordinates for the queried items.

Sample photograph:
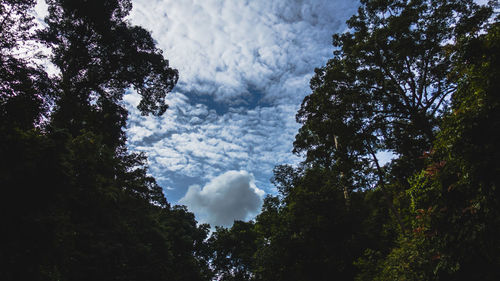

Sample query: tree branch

[366,144,407,234]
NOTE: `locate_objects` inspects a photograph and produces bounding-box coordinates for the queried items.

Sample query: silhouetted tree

[209,1,498,281]
[1,0,54,129]
[1,1,211,281]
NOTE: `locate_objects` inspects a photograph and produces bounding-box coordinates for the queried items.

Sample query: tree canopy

[1,0,499,280]
[1,1,207,280]
[209,1,499,281]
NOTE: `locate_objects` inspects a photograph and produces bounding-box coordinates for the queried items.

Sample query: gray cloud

[178,170,264,227]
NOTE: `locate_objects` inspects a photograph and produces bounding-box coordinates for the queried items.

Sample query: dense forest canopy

[209,0,500,280]
[1,1,209,280]
[1,0,499,280]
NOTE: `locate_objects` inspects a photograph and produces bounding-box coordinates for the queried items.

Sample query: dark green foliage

[1,1,209,280]
[208,1,499,281]
[264,168,359,281]
[294,0,492,190]
[3,0,500,280]
[41,0,178,149]
[1,0,55,129]
[208,221,259,281]
[404,20,500,280]
[292,0,493,242]
[271,164,302,198]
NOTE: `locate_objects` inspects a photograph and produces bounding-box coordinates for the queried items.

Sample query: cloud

[32,0,492,223]
[122,0,360,204]
[179,170,264,227]
[124,90,302,200]
[129,0,357,104]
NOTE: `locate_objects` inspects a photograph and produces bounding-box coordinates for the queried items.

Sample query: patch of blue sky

[123,0,360,223]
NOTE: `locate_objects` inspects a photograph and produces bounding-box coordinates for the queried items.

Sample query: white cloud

[31,0,493,221]
[129,0,358,104]
[124,90,303,186]
[179,170,264,227]
[122,0,360,204]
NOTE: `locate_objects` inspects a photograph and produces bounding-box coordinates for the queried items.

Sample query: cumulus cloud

[179,170,264,227]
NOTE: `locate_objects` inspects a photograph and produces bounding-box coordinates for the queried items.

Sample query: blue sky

[31,0,492,228]
[121,0,360,226]
[34,0,490,227]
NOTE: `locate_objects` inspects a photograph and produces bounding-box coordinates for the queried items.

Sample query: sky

[32,0,358,227]
[120,0,360,227]
[30,0,360,227]
[32,0,491,227]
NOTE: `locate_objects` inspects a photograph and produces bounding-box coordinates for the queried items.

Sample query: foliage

[2,0,500,280]
[208,221,259,281]
[294,0,492,191]
[1,1,208,280]
[403,19,500,280]
[0,0,55,129]
[209,1,499,281]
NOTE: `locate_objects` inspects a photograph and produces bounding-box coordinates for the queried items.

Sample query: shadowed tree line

[1,0,499,280]
[1,1,211,280]
[209,0,500,281]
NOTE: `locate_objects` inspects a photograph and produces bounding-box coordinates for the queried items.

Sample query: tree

[232,166,395,281]
[41,0,178,148]
[0,0,54,129]
[208,221,260,281]
[294,0,493,202]
[1,1,212,280]
[406,18,500,280]
[248,1,497,281]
